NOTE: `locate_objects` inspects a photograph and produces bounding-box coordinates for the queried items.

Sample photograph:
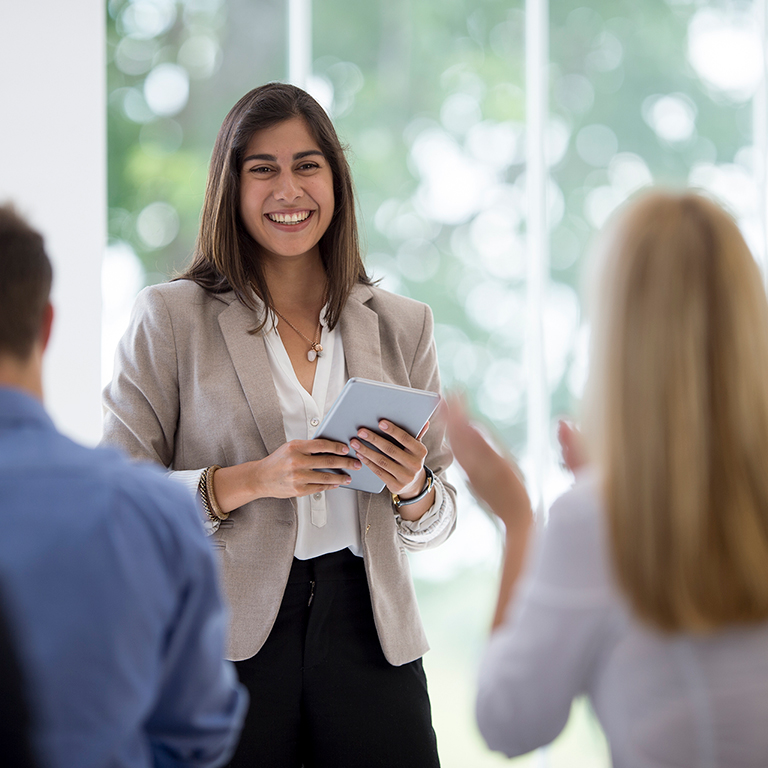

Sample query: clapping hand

[444,393,531,531]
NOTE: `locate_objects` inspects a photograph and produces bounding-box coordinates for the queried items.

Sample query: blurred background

[0,0,761,765]
[101,0,765,765]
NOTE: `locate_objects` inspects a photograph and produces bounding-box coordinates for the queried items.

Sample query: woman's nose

[274,172,301,201]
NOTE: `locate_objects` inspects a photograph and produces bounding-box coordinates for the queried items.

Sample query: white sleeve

[475,482,615,757]
[395,475,455,548]
[395,301,457,552]
[168,469,218,535]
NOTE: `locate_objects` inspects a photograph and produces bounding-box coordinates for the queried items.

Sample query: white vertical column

[525,0,551,518]
[755,0,768,289]
[0,0,106,445]
[288,0,313,88]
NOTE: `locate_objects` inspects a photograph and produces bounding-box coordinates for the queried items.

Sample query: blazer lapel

[339,284,383,531]
[339,284,383,383]
[217,298,287,457]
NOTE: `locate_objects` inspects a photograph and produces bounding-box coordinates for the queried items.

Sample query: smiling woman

[100,82,457,768]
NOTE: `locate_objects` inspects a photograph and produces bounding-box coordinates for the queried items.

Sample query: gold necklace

[273,309,323,362]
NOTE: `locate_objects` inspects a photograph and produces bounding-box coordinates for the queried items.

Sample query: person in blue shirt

[0,203,248,768]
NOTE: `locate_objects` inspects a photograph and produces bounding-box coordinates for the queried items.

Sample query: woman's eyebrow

[242,150,325,163]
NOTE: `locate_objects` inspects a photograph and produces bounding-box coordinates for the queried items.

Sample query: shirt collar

[0,386,55,431]
[266,303,331,334]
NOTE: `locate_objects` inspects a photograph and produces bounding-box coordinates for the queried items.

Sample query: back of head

[0,206,52,361]
[584,190,768,632]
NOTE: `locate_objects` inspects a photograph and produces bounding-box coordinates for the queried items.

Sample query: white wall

[0,0,105,445]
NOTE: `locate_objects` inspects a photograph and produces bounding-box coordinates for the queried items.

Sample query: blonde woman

[448,191,768,766]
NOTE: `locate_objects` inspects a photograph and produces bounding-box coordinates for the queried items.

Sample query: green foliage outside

[107,0,750,453]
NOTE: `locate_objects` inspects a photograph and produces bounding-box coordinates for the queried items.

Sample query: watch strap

[392,466,435,508]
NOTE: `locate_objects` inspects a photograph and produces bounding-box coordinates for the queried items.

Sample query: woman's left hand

[350,420,430,500]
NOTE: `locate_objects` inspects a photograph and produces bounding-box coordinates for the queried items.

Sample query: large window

[105,1,765,764]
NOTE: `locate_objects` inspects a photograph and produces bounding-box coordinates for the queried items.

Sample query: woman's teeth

[267,211,311,224]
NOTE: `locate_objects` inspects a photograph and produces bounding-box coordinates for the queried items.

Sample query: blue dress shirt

[0,387,247,768]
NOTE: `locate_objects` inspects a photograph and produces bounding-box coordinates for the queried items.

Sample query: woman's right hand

[212,439,361,513]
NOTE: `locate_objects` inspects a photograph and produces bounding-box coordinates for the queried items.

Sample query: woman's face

[239,117,335,265]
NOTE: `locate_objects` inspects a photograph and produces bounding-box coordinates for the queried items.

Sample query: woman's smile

[265,209,314,226]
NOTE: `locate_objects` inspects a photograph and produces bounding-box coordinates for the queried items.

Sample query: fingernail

[343,477,352,484]
[351,439,360,449]
[353,461,361,469]
[341,445,349,454]
[358,430,368,438]
[379,421,388,430]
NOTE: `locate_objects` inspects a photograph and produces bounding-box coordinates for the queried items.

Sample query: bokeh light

[136,201,180,248]
[642,93,697,145]
[143,62,190,116]
[118,0,177,40]
[687,7,762,102]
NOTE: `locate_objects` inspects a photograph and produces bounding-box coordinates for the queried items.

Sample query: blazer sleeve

[101,286,181,468]
[395,302,457,551]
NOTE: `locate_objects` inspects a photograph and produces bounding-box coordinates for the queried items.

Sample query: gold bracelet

[199,464,227,521]
[206,465,227,519]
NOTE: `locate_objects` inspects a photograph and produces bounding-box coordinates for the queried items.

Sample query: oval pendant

[307,349,317,362]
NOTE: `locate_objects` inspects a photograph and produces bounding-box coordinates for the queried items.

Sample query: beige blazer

[102,280,457,665]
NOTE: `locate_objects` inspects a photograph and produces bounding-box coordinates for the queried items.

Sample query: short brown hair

[179,82,371,330]
[0,205,52,360]
[584,190,768,632]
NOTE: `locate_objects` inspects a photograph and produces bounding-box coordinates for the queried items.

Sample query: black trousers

[226,548,440,768]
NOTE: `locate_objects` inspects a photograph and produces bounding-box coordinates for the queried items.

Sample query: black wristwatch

[392,466,435,508]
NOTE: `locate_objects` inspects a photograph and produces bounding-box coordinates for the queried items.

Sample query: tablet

[312,377,441,493]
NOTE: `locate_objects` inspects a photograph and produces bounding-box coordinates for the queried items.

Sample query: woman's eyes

[246,162,321,175]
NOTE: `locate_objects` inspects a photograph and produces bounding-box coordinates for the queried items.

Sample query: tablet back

[312,377,440,493]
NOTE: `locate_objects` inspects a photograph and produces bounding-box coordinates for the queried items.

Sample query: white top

[171,309,450,558]
[477,473,768,768]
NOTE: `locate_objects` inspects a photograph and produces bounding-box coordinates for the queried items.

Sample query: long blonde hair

[584,190,768,632]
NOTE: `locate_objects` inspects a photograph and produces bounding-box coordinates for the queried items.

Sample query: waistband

[287,547,365,583]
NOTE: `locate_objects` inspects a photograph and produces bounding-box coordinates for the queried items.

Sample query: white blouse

[477,472,768,767]
[171,308,450,559]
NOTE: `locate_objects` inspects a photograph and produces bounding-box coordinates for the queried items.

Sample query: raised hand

[557,419,588,474]
[444,392,533,628]
[444,393,531,530]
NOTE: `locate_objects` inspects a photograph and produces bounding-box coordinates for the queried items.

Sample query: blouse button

[310,418,320,427]
[313,493,322,501]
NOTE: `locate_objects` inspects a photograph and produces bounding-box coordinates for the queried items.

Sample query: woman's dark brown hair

[179,82,371,330]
